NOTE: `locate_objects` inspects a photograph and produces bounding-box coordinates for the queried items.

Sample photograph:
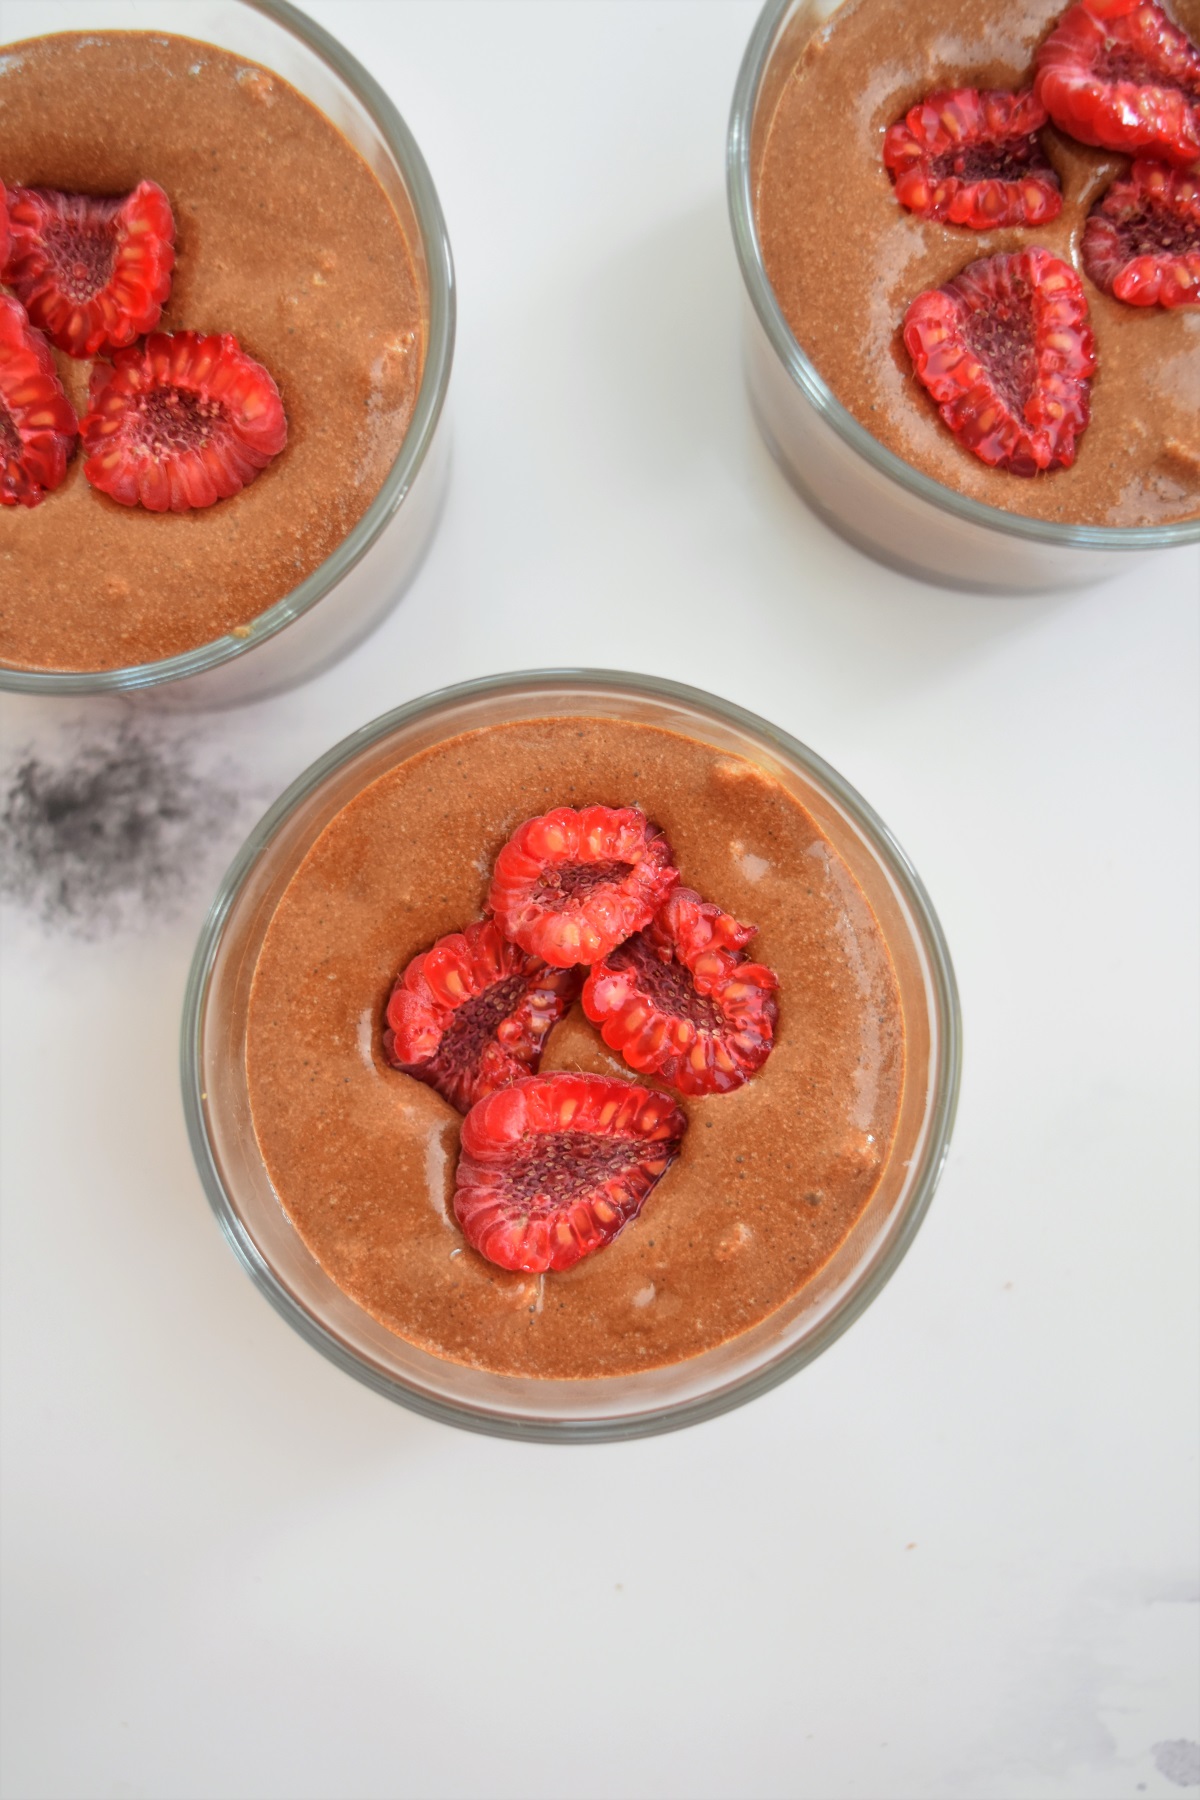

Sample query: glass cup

[182,670,962,1441]
[0,0,454,705]
[727,0,1200,593]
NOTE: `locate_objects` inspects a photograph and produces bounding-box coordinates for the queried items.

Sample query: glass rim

[726,0,1200,554]
[0,0,456,695]
[180,667,963,1442]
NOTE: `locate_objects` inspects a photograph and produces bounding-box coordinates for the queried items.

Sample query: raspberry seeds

[1,174,288,517]
[583,888,779,1097]
[0,294,78,508]
[488,805,679,967]
[381,802,784,1272]
[383,920,582,1113]
[2,180,176,358]
[81,330,287,512]
[903,249,1097,476]
[453,1074,688,1274]
[884,88,1063,229]
[1035,0,1200,168]
[883,3,1199,481]
[1083,160,1200,306]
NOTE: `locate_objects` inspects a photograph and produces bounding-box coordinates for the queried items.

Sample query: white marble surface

[2,4,1198,1798]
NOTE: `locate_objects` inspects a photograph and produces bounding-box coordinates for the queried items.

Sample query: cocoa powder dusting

[0,721,245,934]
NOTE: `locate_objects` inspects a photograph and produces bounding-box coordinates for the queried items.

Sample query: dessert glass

[727,0,1200,593]
[0,0,454,705]
[182,670,962,1441]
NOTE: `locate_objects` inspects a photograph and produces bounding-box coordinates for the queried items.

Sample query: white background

[2,4,1199,1798]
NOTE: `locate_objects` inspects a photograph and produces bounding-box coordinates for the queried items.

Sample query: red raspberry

[1035,0,1200,168]
[2,181,175,358]
[383,919,582,1114]
[903,249,1096,478]
[883,88,1063,229]
[0,295,78,509]
[453,1073,687,1273]
[81,330,287,512]
[1083,160,1200,305]
[488,805,678,969]
[583,887,779,1097]
[0,186,10,273]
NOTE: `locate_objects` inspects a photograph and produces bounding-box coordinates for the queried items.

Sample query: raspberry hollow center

[505,1132,648,1212]
[609,932,726,1033]
[930,138,1041,183]
[961,285,1037,416]
[534,858,634,912]
[45,217,119,302]
[1100,44,1200,97]
[430,973,528,1073]
[128,387,229,458]
[1118,198,1197,258]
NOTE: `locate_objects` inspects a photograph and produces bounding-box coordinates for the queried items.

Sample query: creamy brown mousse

[0,32,423,671]
[755,0,1200,526]
[245,718,905,1380]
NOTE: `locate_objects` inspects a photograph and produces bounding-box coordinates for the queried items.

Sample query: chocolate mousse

[244,716,906,1381]
[0,32,424,671]
[754,0,1200,525]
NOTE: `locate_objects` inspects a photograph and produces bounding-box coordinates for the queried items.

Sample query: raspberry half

[81,330,287,512]
[1083,160,1200,306]
[583,887,779,1097]
[488,805,678,968]
[383,919,582,1114]
[2,181,175,358]
[903,249,1096,477]
[0,295,78,508]
[883,88,1063,229]
[1035,0,1200,168]
[453,1073,687,1273]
